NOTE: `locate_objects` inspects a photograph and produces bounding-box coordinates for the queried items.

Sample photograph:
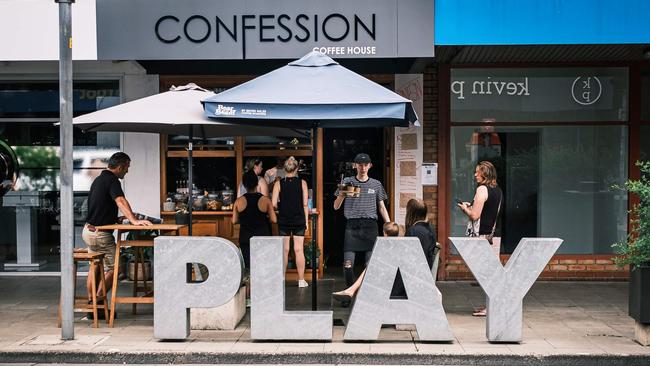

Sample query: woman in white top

[238,158,269,197]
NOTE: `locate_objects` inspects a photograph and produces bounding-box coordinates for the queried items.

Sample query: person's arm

[271,179,280,210]
[459,186,487,221]
[115,196,152,226]
[232,198,241,224]
[302,180,309,229]
[263,197,277,224]
[258,177,269,196]
[334,179,346,210]
[378,200,390,223]
[377,183,390,222]
[334,193,345,210]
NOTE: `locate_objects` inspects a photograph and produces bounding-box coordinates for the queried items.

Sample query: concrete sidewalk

[0,276,649,365]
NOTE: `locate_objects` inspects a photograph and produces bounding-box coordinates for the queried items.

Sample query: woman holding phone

[458,160,503,316]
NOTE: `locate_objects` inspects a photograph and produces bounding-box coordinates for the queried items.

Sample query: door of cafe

[322,128,387,272]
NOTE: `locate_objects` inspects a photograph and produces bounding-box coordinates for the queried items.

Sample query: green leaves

[612,161,650,267]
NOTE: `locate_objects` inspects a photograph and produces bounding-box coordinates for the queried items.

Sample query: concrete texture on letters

[154,236,242,340]
[344,237,453,341]
[450,237,562,343]
[250,236,333,340]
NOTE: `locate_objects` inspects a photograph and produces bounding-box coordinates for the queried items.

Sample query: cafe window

[0,79,120,272]
[449,67,629,255]
[0,80,120,119]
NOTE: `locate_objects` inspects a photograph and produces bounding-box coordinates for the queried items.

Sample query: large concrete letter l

[154,236,242,340]
[250,236,333,340]
[450,237,562,343]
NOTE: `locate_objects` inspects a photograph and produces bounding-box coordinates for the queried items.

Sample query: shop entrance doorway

[322,128,387,271]
[472,131,540,253]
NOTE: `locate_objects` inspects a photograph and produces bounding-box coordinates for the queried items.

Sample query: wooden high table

[95,224,186,327]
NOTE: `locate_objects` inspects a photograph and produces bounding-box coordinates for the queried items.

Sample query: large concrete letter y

[450,237,562,343]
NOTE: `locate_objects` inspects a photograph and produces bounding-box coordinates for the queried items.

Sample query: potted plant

[613,161,650,333]
[124,231,157,281]
[175,206,190,225]
[304,242,321,269]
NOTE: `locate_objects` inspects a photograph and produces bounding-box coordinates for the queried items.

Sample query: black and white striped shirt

[336,176,387,220]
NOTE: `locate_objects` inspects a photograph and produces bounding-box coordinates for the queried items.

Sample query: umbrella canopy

[73,84,306,137]
[70,83,307,236]
[202,52,419,128]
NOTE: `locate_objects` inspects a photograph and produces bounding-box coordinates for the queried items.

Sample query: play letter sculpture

[250,236,333,340]
[153,236,561,342]
[344,237,453,341]
[449,237,562,342]
[154,236,242,339]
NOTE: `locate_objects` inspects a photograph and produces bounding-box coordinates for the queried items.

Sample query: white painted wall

[0,0,97,61]
[121,132,161,218]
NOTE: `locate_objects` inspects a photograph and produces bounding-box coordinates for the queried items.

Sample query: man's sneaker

[298,279,309,288]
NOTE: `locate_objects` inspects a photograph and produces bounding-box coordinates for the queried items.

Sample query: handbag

[466,196,501,245]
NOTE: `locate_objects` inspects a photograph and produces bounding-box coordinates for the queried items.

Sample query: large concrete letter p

[154,236,242,339]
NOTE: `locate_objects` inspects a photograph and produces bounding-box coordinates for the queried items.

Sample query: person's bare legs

[283,235,291,273]
[86,266,114,303]
[293,235,306,281]
[86,264,100,300]
[334,268,366,297]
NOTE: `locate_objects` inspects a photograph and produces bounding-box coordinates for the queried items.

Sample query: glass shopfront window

[0,80,120,272]
[450,125,628,254]
[450,67,629,255]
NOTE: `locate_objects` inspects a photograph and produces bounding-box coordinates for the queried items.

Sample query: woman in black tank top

[457,161,503,316]
[233,171,276,269]
[272,156,309,288]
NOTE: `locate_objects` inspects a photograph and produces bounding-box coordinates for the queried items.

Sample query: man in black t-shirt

[82,152,151,308]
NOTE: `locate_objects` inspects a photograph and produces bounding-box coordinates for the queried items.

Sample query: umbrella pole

[188,125,193,236]
[311,126,318,311]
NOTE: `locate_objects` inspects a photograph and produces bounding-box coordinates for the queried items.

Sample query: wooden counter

[160,210,321,279]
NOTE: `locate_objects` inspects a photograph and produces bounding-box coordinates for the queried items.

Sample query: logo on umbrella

[215,105,237,116]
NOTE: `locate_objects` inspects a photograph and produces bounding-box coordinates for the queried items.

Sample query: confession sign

[96,0,433,60]
[154,236,562,342]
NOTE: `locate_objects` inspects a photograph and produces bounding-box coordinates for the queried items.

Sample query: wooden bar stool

[57,248,109,328]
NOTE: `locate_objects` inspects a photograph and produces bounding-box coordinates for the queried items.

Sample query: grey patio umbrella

[202,51,420,309]
[73,83,307,234]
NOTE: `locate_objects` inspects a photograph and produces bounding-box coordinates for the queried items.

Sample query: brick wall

[422,64,438,223]
[445,255,629,281]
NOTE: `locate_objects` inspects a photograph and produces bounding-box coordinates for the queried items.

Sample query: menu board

[394,74,424,225]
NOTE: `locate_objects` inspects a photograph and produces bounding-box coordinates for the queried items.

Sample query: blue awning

[202,52,419,128]
[436,0,650,45]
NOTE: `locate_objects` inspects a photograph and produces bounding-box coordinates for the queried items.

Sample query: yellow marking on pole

[68,37,72,49]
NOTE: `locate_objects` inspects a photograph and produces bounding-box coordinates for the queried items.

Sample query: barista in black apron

[333,153,390,288]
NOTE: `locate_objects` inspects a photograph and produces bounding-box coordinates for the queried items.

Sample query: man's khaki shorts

[82,227,116,271]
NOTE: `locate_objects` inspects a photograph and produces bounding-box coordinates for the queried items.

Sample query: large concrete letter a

[450,237,562,343]
[154,237,242,339]
[344,237,453,341]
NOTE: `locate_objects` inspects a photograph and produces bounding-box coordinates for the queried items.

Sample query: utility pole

[56,0,75,340]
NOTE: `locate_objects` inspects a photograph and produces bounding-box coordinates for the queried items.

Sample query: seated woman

[332,221,400,305]
[332,199,436,304]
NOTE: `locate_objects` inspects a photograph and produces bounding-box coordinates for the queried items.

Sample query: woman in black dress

[458,160,503,316]
[272,157,309,288]
[233,170,277,269]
